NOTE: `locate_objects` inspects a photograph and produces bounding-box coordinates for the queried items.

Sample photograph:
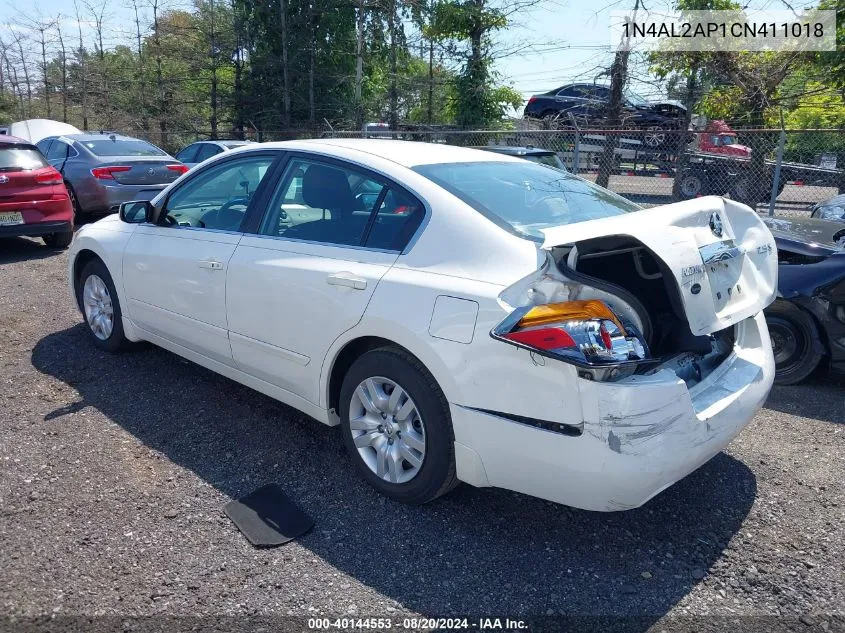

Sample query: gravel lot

[1,235,844,631]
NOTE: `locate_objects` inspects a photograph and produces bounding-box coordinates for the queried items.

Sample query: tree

[427,0,525,127]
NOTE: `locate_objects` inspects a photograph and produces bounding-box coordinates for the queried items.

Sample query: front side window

[258,158,423,250]
[162,155,274,231]
[413,161,639,241]
[36,139,53,156]
[82,138,167,157]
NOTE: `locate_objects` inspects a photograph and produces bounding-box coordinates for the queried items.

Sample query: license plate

[0,211,23,226]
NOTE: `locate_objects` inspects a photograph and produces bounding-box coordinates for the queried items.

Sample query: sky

[0,0,821,107]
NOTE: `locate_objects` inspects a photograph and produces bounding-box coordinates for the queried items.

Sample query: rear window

[524,153,567,170]
[81,139,167,157]
[0,145,49,171]
[412,161,639,241]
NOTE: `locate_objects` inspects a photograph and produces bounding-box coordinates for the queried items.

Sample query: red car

[0,135,74,248]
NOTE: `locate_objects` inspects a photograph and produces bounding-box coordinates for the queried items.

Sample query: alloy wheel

[349,376,426,484]
[643,126,666,148]
[82,274,114,340]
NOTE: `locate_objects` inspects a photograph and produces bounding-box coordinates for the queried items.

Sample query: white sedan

[67,139,777,511]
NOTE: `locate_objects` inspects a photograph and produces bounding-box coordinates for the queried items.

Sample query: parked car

[35,133,188,220]
[174,140,253,168]
[475,146,568,171]
[68,140,777,511]
[0,135,73,248]
[811,193,845,223]
[523,83,686,147]
[761,215,845,384]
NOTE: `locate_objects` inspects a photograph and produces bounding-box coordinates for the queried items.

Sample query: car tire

[765,300,825,385]
[339,347,458,504]
[66,184,86,224]
[43,231,73,249]
[76,258,132,353]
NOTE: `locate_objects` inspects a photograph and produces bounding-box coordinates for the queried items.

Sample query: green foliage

[426,0,522,127]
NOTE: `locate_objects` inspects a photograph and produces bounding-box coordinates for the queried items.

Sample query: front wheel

[765,300,824,385]
[77,258,132,353]
[339,347,458,504]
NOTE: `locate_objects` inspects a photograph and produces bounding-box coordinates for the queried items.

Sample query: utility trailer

[676,152,844,204]
[554,137,843,204]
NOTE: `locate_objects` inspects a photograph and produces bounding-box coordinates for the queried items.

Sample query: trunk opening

[553,235,736,387]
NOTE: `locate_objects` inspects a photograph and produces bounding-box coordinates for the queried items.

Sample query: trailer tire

[679,173,707,199]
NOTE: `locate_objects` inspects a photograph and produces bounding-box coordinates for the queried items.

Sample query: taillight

[492,300,649,381]
[35,167,63,185]
[527,96,537,105]
[167,164,189,175]
[91,166,131,180]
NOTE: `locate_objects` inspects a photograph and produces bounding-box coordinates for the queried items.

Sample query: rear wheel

[66,184,85,224]
[339,347,458,504]
[77,258,131,353]
[42,231,73,249]
[765,300,824,385]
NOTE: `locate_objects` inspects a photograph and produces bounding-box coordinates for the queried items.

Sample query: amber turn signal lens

[517,300,626,335]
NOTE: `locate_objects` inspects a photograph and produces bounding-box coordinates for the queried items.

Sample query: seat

[285,164,366,245]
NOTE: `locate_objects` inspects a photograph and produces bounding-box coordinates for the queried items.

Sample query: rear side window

[0,145,49,171]
[258,157,424,251]
[196,144,223,162]
[413,160,639,241]
[81,139,167,157]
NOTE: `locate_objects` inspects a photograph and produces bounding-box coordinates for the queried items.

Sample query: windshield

[413,161,640,241]
[623,90,648,107]
[720,135,737,145]
[0,145,49,171]
[82,139,167,157]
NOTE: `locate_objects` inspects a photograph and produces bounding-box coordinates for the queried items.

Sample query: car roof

[251,138,520,168]
[0,134,35,145]
[63,133,146,142]
[476,146,555,157]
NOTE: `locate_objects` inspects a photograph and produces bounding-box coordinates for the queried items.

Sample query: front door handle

[327,271,367,290]
[198,259,225,270]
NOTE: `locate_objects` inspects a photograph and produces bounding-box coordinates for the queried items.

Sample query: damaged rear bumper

[450,311,774,511]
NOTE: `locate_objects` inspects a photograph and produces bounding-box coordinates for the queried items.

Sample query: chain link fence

[167,123,844,217]
[322,124,845,217]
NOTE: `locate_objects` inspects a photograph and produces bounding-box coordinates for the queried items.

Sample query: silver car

[174,140,253,169]
[35,133,188,219]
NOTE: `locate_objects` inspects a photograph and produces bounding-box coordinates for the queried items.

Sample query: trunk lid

[99,158,183,185]
[539,196,778,336]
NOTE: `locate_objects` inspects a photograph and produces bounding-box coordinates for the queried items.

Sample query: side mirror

[119,200,154,224]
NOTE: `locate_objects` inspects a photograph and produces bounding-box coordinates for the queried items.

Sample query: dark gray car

[174,140,253,169]
[35,133,188,219]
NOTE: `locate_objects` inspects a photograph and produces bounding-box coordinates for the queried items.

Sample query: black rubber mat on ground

[223,483,314,547]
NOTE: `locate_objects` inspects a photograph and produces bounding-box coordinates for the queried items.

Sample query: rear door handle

[327,272,367,290]
[198,259,225,270]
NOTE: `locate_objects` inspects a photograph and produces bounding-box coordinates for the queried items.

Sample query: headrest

[302,164,355,211]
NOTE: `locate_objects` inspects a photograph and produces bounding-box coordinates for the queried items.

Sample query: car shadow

[763,373,845,425]
[32,324,757,623]
[0,236,64,264]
